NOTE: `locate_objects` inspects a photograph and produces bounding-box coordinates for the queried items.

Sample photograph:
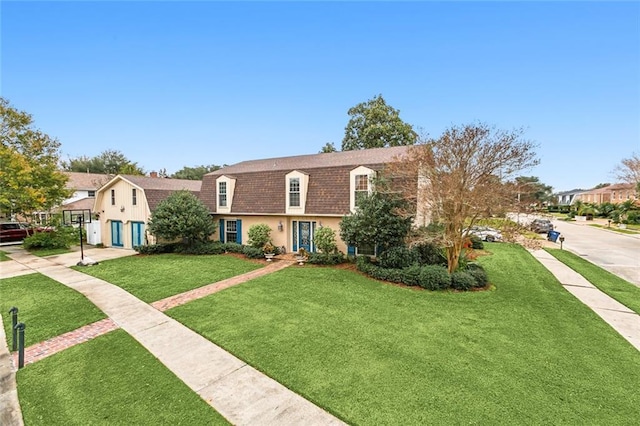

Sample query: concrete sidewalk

[1,250,345,425]
[530,249,640,351]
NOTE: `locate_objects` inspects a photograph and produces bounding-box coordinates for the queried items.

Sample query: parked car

[530,219,554,233]
[0,222,36,243]
[464,226,502,242]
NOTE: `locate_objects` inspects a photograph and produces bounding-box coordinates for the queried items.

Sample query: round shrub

[247,224,272,249]
[418,265,451,290]
[411,242,447,266]
[223,242,244,253]
[466,263,489,288]
[469,235,484,250]
[313,227,339,254]
[451,271,476,291]
[23,226,78,250]
[401,265,422,286]
[378,246,420,269]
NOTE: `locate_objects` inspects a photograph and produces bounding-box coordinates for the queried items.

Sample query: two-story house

[94,174,201,249]
[199,146,411,255]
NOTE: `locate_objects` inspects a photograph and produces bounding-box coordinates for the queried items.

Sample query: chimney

[150,171,158,178]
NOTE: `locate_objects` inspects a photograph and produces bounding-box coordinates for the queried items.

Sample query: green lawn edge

[17,329,228,425]
[545,247,640,314]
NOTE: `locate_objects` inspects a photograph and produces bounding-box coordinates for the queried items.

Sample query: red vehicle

[0,222,36,243]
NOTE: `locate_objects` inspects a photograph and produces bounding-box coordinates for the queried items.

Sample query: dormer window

[350,166,375,212]
[289,178,300,207]
[219,182,227,207]
[216,176,235,213]
[285,171,308,214]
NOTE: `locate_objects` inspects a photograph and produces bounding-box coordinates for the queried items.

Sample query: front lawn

[74,253,263,302]
[1,273,106,347]
[28,247,74,257]
[545,248,640,314]
[167,244,640,424]
[17,329,228,425]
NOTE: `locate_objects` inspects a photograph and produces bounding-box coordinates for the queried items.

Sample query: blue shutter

[292,221,297,252]
[347,245,355,256]
[311,221,316,252]
[236,219,242,244]
[375,245,383,256]
[219,219,225,242]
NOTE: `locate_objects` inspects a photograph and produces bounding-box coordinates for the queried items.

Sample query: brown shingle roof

[63,172,111,190]
[200,146,410,215]
[207,146,411,175]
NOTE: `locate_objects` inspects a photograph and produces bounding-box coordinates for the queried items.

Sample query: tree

[319,142,337,153]
[61,149,144,175]
[386,122,538,273]
[612,153,640,193]
[171,164,223,180]
[313,226,338,254]
[0,97,71,218]
[513,176,554,209]
[340,192,413,254]
[342,94,417,151]
[147,190,215,246]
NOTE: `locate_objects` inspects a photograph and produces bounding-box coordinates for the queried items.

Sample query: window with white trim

[349,166,375,212]
[111,189,116,206]
[289,178,300,207]
[219,182,227,207]
[88,190,96,198]
[226,220,237,243]
[354,174,369,207]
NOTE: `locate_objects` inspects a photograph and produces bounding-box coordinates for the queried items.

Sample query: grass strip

[17,329,228,425]
[587,224,639,234]
[73,253,262,302]
[0,250,9,261]
[168,243,639,425]
[1,273,105,347]
[545,247,640,314]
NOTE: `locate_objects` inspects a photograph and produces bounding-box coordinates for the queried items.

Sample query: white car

[464,226,503,242]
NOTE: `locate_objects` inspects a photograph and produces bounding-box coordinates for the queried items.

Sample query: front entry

[131,222,144,247]
[111,220,123,247]
[293,221,315,252]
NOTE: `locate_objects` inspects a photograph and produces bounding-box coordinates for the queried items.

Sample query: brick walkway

[10,258,294,367]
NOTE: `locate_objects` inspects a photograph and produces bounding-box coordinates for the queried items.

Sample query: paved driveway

[546,220,640,287]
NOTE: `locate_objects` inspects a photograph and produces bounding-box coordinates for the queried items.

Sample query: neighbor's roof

[63,172,111,190]
[56,197,95,212]
[207,145,411,176]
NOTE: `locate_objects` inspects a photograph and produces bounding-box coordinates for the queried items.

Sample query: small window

[219,182,227,207]
[226,220,237,243]
[289,178,300,207]
[357,243,376,256]
[132,188,137,206]
[88,190,96,198]
[111,189,116,206]
[354,174,369,207]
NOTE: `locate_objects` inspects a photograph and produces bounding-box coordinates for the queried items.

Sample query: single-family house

[94,174,201,249]
[555,189,584,206]
[199,146,411,255]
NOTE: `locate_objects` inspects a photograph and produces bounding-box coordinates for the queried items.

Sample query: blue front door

[131,222,144,247]
[298,221,312,252]
[111,221,123,247]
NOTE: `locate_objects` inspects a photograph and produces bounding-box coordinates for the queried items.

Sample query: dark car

[0,222,35,243]
[530,219,554,233]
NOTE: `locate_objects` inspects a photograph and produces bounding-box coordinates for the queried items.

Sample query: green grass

[546,248,640,314]
[1,273,106,347]
[28,247,75,257]
[73,253,263,302]
[17,329,228,425]
[0,250,9,261]
[167,244,640,425]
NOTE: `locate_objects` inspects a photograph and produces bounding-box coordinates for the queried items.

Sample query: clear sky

[2,1,639,192]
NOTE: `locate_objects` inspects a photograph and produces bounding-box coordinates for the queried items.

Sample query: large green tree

[342,95,417,151]
[61,149,144,175]
[0,97,70,218]
[171,164,223,180]
[513,176,554,208]
[340,192,413,254]
[147,190,215,246]
[386,122,539,272]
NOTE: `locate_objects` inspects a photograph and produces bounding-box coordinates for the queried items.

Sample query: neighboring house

[555,189,584,206]
[94,174,201,249]
[32,172,110,224]
[199,146,411,255]
[575,183,638,205]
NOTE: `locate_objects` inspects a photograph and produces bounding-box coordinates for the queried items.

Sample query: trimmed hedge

[307,252,346,265]
[356,256,488,291]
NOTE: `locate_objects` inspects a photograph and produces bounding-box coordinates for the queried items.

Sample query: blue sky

[2,1,639,192]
